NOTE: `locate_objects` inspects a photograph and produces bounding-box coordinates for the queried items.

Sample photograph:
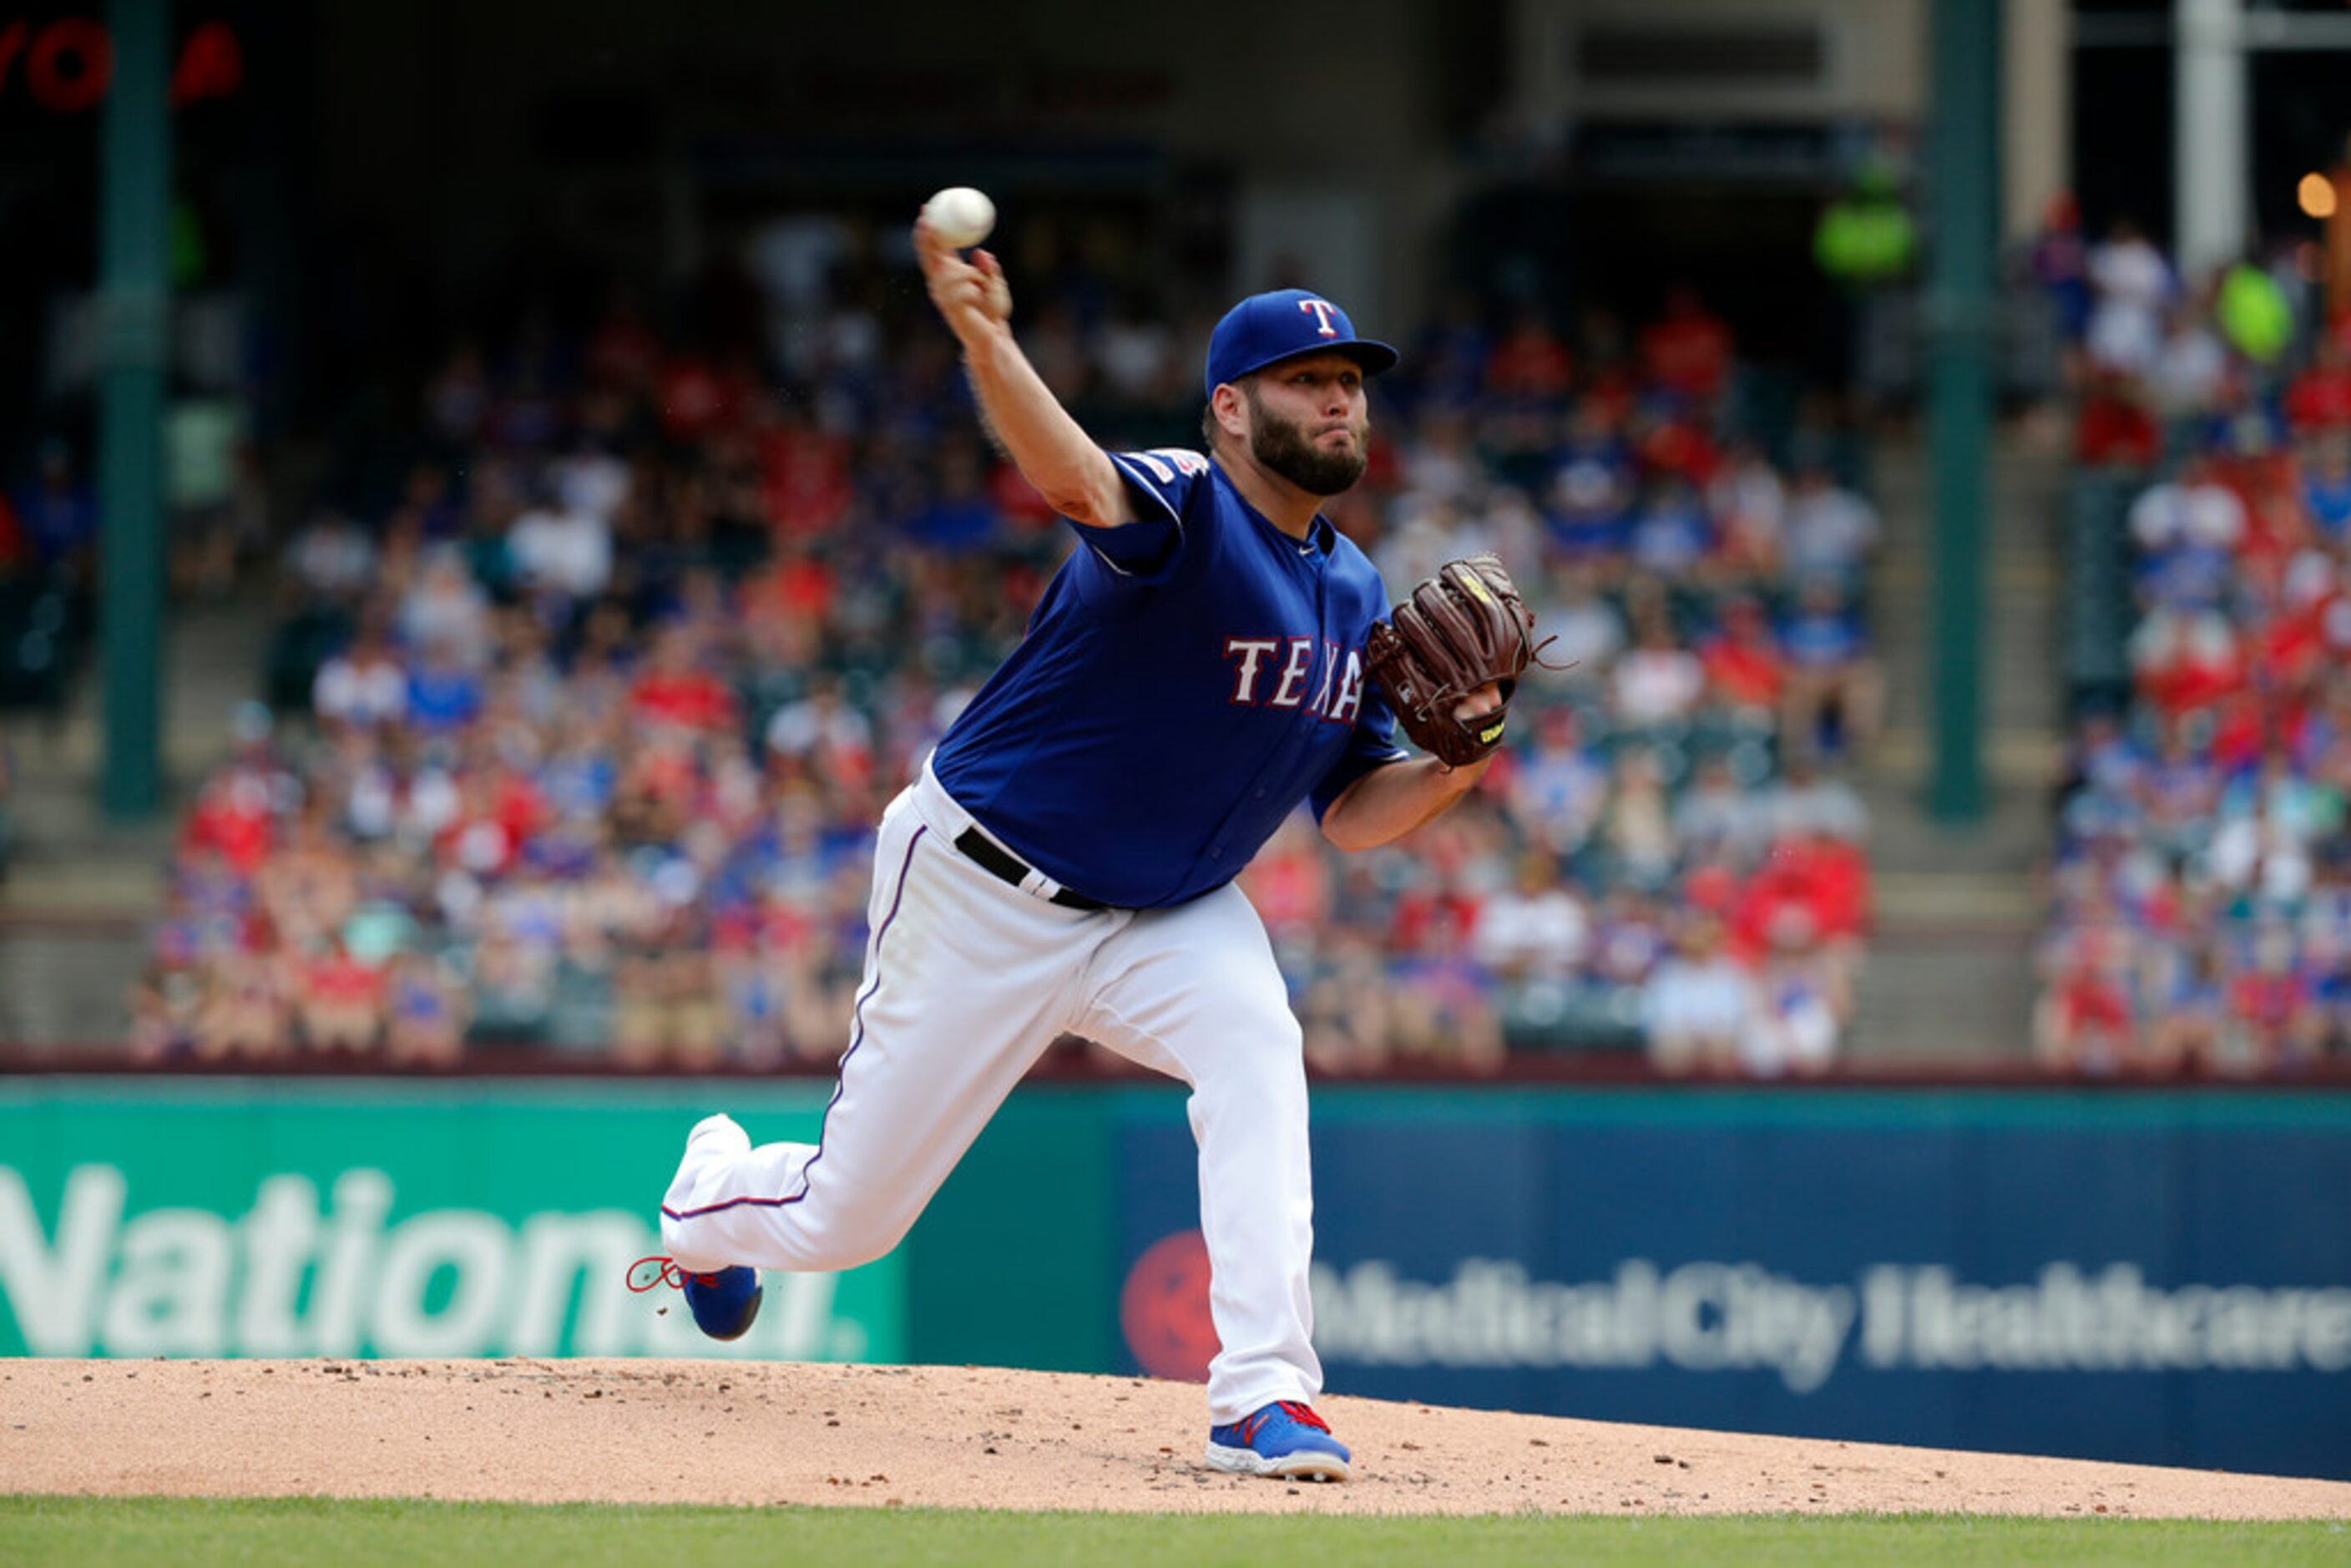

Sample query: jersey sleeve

[1071,448,1212,581]
[1309,678,1410,822]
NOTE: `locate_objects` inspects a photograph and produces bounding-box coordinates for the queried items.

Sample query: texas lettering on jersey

[1224,636,1365,724]
[932,441,1405,908]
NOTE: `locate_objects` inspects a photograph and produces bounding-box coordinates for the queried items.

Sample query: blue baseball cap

[1203,288,1398,400]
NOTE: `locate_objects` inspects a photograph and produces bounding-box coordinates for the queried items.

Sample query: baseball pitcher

[642,209,1542,1481]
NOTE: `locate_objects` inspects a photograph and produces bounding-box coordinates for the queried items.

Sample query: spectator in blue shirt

[1628,478,1715,578]
[16,441,99,574]
[406,640,485,736]
[903,437,1001,552]
[2303,436,2351,543]
[1543,398,1636,564]
[1779,578,1881,755]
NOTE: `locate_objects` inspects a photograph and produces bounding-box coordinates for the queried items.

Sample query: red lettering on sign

[25,16,112,113]
[0,21,28,95]
[169,19,240,107]
[0,18,245,109]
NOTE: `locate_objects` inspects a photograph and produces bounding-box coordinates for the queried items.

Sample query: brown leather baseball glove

[1364,553,1544,769]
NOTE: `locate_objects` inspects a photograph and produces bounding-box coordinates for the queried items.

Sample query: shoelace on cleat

[1236,1402,1331,1446]
[625,1255,723,1292]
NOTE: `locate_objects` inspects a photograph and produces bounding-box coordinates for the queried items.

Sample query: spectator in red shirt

[757,413,856,537]
[2227,923,2326,1074]
[487,762,548,852]
[1803,832,1872,943]
[182,767,277,877]
[1387,882,1484,959]
[2040,956,2136,1073]
[1732,825,1869,1002]
[742,540,835,625]
[2128,598,2244,716]
[1484,310,1573,400]
[2249,560,2333,690]
[2285,338,2351,435]
[0,493,25,576]
[1736,841,1831,953]
[436,771,528,880]
[1699,597,1786,720]
[630,626,741,734]
[1631,407,1722,486]
[2034,903,2140,1073]
[1639,286,1735,407]
[655,352,726,446]
[296,930,387,1055]
[2075,369,2161,468]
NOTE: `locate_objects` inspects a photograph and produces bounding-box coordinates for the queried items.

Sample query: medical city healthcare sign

[1115,1088,2351,1479]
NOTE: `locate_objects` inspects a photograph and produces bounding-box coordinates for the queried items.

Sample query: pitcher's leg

[659,1111,809,1273]
[1081,885,1320,1424]
[661,804,1090,1274]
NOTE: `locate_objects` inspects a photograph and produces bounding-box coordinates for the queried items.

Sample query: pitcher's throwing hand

[916,218,1012,348]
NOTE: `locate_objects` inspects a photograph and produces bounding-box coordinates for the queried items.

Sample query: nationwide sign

[0,1085,902,1362]
[0,1165,877,1360]
[1311,1258,2351,1393]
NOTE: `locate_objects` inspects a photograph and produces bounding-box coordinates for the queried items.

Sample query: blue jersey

[929,448,1407,908]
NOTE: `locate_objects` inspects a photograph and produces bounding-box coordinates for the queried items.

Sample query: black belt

[953,827,1110,911]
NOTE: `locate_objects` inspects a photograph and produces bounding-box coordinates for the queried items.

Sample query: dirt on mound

[5,1358,2347,1520]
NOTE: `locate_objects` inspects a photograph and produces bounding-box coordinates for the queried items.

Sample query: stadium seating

[134,252,1878,1077]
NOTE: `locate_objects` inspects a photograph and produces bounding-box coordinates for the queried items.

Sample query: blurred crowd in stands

[2038,199,2351,1075]
[125,218,1879,1076]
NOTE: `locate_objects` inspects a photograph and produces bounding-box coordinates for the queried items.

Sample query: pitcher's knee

[805,1226,908,1272]
[658,1217,730,1277]
[663,1195,916,1275]
[786,1200,920,1272]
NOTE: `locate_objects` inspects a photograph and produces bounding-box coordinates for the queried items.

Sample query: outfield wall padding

[4,1080,2344,1478]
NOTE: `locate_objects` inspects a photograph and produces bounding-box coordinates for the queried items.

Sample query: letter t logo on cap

[1299,298,1340,337]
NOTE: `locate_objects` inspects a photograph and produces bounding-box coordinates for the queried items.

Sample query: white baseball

[923,186,996,248]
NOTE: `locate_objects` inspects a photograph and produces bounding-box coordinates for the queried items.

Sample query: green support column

[98,0,172,820]
[1924,0,2000,822]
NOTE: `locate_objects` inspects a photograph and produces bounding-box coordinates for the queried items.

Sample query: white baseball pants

[660,767,1320,1424]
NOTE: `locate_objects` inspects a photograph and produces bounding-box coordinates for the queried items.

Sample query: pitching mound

[5,1359,2347,1518]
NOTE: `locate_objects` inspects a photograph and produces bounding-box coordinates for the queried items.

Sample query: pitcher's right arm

[916,217,1130,529]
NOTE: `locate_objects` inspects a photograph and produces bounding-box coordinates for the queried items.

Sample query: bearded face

[1240,380,1369,497]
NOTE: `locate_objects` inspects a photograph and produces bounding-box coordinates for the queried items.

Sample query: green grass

[2,1497,2345,1566]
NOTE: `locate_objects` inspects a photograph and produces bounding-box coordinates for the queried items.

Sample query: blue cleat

[681,1264,763,1341]
[1204,1399,1351,1481]
[627,1257,764,1342]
